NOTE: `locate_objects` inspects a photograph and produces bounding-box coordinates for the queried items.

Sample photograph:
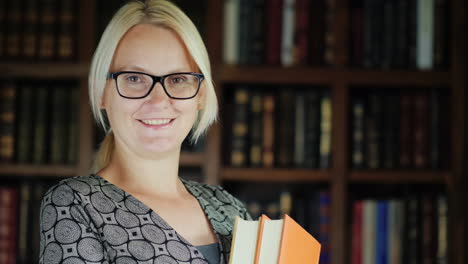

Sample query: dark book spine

[262,94,275,167]
[382,94,400,169]
[50,86,68,164]
[230,87,249,167]
[413,92,430,169]
[351,96,366,169]
[276,89,295,167]
[32,87,49,164]
[408,0,418,68]
[265,0,283,65]
[309,0,326,66]
[0,0,6,58]
[0,82,16,162]
[421,194,436,264]
[22,0,38,59]
[249,91,263,167]
[382,0,396,69]
[304,91,321,168]
[319,91,332,169]
[319,191,331,264]
[38,0,57,60]
[430,89,440,169]
[17,183,31,264]
[323,0,336,66]
[351,200,363,264]
[249,0,265,64]
[57,0,76,60]
[16,85,34,163]
[399,93,413,168]
[294,92,305,166]
[366,94,383,169]
[434,0,449,69]
[0,187,19,264]
[67,87,79,165]
[376,201,389,264]
[404,196,421,264]
[6,0,22,59]
[395,0,409,68]
[350,0,364,67]
[238,0,250,65]
[363,0,373,68]
[436,195,448,264]
[294,0,310,65]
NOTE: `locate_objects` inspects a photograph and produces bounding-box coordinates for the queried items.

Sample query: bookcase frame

[0,0,465,264]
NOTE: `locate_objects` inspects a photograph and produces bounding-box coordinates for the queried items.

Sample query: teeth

[140,119,172,125]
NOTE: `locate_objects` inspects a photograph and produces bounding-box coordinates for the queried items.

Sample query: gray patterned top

[39,174,251,264]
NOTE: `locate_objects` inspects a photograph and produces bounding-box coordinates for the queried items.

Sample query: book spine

[304,91,320,168]
[382,0,396,69]
[376,200,388,264]
[0,187,19,264]
[262,94,275,167]
[57,0,76,60]
[22,0,38,59]
[294,92,305,166]
[277,89,294,167]
[223,0,240,65]
[17,183,31,264]
[231,87,249,166]
[413,92,430,169]
[395,0,409,68]
[430,88,440,169]
[309,0,326,66]
[249,0,265,65]
[238,0,250,65]
[363,200,377,264]
[265,0,283,65]
[436,195,448,264]
[38,0,57,60]
[433,0,448,69]
[5,1,22,58]
[388,200,404,264]
[17,85,34,163]
[351,97,365,169]
[323,0,336,66]
[0,0,6,58]
[67,87,79,164]
[382,94,399,169]
[281,0,296,66]
[351,200,363,264]
[0,82,16,162]
[416,0,435,70]
[294,0,310,65]
[350,1,364,67]
[405,196,421,264]
[50,87,68,164]
[366,94,383,169]
[33,87,49,164]
[319,91,332,169]
[421,194,436,264]
[319,191,331,264]
[249,92,263,167]
[399,93,413,168]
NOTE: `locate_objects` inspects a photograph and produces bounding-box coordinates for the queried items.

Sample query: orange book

[230,214,321,264]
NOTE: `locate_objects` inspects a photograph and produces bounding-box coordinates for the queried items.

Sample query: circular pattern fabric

[39,175,252,263]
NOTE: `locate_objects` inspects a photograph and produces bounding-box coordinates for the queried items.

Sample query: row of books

[350,194,448,264]
[0,180,53,264]
[228,86,332,168]
[223,0,334,66]
[238,188,331,264]
[0,81,79,165]
[350,0,450,70]
[0,0,77,61]
[350,89,448,169]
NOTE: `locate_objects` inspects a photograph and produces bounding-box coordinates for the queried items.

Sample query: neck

[98,140,185,197]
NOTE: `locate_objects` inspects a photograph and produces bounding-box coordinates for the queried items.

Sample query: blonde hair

[89,0,218,172]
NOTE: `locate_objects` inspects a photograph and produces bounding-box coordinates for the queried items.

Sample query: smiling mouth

[139,118,174,126]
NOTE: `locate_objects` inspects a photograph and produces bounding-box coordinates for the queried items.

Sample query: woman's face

[102,24,202,158]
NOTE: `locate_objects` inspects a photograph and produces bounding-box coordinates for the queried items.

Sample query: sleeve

[39,183,108,264]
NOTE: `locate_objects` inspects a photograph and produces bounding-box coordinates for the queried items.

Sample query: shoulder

[181,178,251,220]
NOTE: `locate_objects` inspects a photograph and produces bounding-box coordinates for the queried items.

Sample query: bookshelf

[0,0,465,264]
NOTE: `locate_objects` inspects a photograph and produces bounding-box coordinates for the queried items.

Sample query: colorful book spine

[351,200,363,264]
[363,200,377,264]
[416,0,435,70]
[319,191,331,264]
[376,201,388,264]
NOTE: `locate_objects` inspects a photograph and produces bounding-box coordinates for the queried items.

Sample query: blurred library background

[0,0,466,264]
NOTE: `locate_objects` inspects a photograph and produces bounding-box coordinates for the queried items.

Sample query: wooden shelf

[0,164,77,177]
[218,65,451,86]
[179,152,204,166]
[0,63,89,78]
[349,170,450,183]
[221,167,330,182]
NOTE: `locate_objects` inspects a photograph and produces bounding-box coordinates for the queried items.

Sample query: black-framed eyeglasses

[107,71,204,100]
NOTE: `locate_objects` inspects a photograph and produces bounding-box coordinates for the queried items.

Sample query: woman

[39,1,251,263]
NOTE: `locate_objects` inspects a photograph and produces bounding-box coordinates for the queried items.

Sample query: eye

[126,75,142,83]
[168,74,188,84]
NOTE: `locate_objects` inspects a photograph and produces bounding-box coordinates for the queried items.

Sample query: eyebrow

[113,65,194,75]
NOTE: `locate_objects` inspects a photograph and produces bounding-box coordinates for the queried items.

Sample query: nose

[144,81,170,105]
